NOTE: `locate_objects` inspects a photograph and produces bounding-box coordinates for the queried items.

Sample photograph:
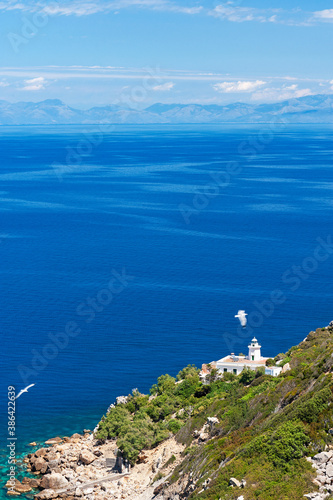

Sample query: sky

[0,0,332,107]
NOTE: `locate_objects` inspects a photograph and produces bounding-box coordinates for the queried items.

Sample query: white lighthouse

[200,336,282,379]
[248,337,262,361]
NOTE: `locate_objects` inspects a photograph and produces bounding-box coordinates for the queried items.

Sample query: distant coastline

[1,94,333,125]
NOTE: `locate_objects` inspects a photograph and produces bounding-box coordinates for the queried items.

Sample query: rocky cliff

[7,323,333,500]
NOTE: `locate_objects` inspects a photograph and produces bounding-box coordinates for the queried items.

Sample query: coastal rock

[198,432,209,442]
[40,473,69,490]
[45,437,63,445]
[137,453,148,464]
[79,451,96,465]
[207,417,219,427]
[82,487,94,494]
[326,462,333,478]
[5,479,19,489]
[116,396,128,405]
[153,484,164,496]
[5,480,32,494]
[281,362,291,373]
[229,478,242,488]
[29,442,37,446]
[70,433,81,440]
[22,477,40,488]
[47,460,60,472]
[313,452,332,464]
[13,482,33,494]
[33,457,47,471]
[46,452,59,462]
[35,448,48,458]
[35,489,58,499]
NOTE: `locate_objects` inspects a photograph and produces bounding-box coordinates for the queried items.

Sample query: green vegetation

[96,325,333,499]
[96,365,201,464]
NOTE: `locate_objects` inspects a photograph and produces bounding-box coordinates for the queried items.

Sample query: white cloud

[251,84,313,102]
[210,4,267,23]
[285,84,298,90]
[21,77,47,91]
[0,0,203,17]
[209,3,314,26]
[152,82,174,91]
[0,0,328,25]
[313,9,333,20]
[0,80,9,87]
[213,80,266,93]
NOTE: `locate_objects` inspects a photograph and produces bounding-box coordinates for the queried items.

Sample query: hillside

[0,94,333,125]
[95,323,333,499]
[10,323,333,500]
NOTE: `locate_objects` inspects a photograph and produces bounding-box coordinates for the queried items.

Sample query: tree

[239,367,255,385]
[176,364,200,381]
[206,368,221,383]
[157,374,176,394]
[266,358,275,367]
[175,379,197,399]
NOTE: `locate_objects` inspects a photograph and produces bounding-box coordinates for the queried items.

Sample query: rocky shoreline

[5,425,333,500]
[5,431,184,500]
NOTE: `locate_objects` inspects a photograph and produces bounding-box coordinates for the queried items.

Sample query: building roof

[217,356,267,365]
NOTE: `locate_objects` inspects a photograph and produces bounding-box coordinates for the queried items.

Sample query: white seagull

[15,384,35,400]
[235,310,248,328]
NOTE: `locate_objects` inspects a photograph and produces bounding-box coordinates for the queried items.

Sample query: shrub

[168,419,183,434]
[163,454,176,468]
[206,368,221,383]
[176,364,200,381]
[95,406,131,440]
[239,367,256,385]
[293,386,331,423]
[157,374,176,394]
[266,358,275,367]
[194,384,211,398]
[280,356,291,367]
[175,379,198,399]
[246,421,310,470]
[223,372,236,382]
[255,367,265,378]
[117,413,169,464]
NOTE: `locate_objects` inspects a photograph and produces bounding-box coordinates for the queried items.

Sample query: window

[233,369,237,375]
[252,356,254,361]
[224,368,227,373]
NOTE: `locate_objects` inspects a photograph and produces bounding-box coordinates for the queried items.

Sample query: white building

[201,337,282,378]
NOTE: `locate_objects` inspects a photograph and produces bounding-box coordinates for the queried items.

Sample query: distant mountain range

[0,94,332,125]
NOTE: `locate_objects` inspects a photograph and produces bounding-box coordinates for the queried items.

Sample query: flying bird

[15,384,35,400]
[235,310,247,328]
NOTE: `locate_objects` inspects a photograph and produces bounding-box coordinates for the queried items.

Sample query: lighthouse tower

[248,337,262,361]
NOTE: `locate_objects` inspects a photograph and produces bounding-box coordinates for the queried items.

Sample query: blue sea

[0,125,332,496]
